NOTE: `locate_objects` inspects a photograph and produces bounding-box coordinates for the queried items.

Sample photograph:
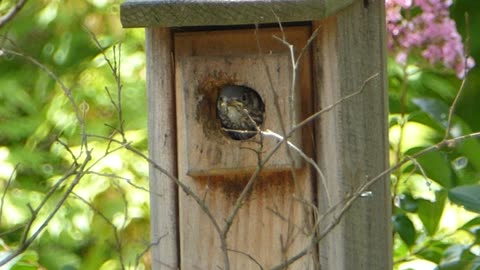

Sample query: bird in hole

[216,85,265,140]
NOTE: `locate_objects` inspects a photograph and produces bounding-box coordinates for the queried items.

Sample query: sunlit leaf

[392,214,417,246]
[397,193,419,212]
[421,72,457,101]
[437,245,476,270]
[417,190,447,236]
[417,240,450,264]
[449,185,480,213]
[404,147,453,188]
[412,97,450,129]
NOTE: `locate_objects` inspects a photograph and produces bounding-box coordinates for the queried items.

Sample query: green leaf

[460,217,480,245]
[449,185,480,213]
[408,111,446,133]
[404,147,453,188]
[417,190,447,235]
[469,257,480,270]
[2,250,39,270]
[417,240,450,264]
[420,71,457,101]
[398,193,419,212]
[413,97,480,173]
[412,97,450,129]
[437,245,476,270]
[453,126,480,173]
[461,216,480,230]
[392,214,417,246]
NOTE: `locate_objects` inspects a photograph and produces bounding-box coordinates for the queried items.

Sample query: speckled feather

[216,85,265,140]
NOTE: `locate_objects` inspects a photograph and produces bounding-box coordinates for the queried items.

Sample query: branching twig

[72,191,127,270]
[1,49,82,123]
[85,28,126,136]
[228,248,264,270]
[261,129,331,205]
[270,130,480,269]
[0,153,91,266]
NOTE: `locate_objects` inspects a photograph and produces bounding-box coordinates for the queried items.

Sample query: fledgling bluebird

[216,85,265,140]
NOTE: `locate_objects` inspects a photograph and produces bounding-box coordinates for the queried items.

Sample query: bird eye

[241,94,247,101]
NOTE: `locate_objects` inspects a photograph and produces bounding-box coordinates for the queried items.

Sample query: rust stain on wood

[194,71,237,140]
[195,171,296,199]
[175,26,315,269]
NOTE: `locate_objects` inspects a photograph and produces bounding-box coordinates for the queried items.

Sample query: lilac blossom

[386,0,475,78]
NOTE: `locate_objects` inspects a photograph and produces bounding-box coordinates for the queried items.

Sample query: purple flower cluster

[386,0,475,78]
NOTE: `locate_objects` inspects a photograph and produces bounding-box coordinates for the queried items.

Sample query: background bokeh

[0,0,479,269]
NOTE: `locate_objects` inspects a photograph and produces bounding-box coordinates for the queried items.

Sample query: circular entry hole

[216,85,265,140]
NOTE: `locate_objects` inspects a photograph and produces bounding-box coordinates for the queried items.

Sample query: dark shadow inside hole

[216,85,265,140]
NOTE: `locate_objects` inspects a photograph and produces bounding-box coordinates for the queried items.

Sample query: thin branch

[443,13,471,140]
[84,171,152,194]
[0,48,87,147]
[0,45,91,266]
[269,131,480,270]
[294,72,379,133]
[0,164,19,226]
[72,191,127,270]
[227,249,264,270]
[405,155,431,188]
[135,236,165,270]
[222,73,378,241]
[0,153,91,266]
[85,28,125,136]
[258,23,313,246]
[261,129,331,205]
[0,0,28,28]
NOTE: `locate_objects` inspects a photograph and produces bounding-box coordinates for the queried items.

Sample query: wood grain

[120,0,355,28]
[144,1,390,268]
[146,28,179,270]
[312,0,392,269]
[175,27,316,269]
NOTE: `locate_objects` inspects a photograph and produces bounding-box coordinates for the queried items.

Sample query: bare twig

[84,171,152,194]
[72,191,127,270]
[0,164,19,226]
[0,48,88,156]
[85,28,126,136]
[0,0,28,28]
[228,248,264,270]
[294,72,379,133]
[136,236,165,269]
[392,62,410,197]
[443,13,471,140]
[0,153,91,266]
[269,130,480,269]
[261,129,331,205]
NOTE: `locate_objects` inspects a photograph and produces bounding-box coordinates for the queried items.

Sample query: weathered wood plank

[312,0,391,269]
[173,28,306,175]
[120,0,355,28]
[175,27,316,269]
[146,27,179,270]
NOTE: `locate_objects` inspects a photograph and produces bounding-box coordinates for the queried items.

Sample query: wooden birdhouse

[121,0,391,269]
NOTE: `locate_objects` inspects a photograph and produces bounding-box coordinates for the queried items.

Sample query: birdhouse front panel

[174,26,316,269]
[175,27,312,176]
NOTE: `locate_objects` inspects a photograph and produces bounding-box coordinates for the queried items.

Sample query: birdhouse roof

[120,0,355,28]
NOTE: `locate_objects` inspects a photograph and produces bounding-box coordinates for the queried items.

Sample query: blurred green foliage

[0,0,479,269]
[0,0,149,269]
[391,1,480,269]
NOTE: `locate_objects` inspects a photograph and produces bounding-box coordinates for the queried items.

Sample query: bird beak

[227,100,243,108]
